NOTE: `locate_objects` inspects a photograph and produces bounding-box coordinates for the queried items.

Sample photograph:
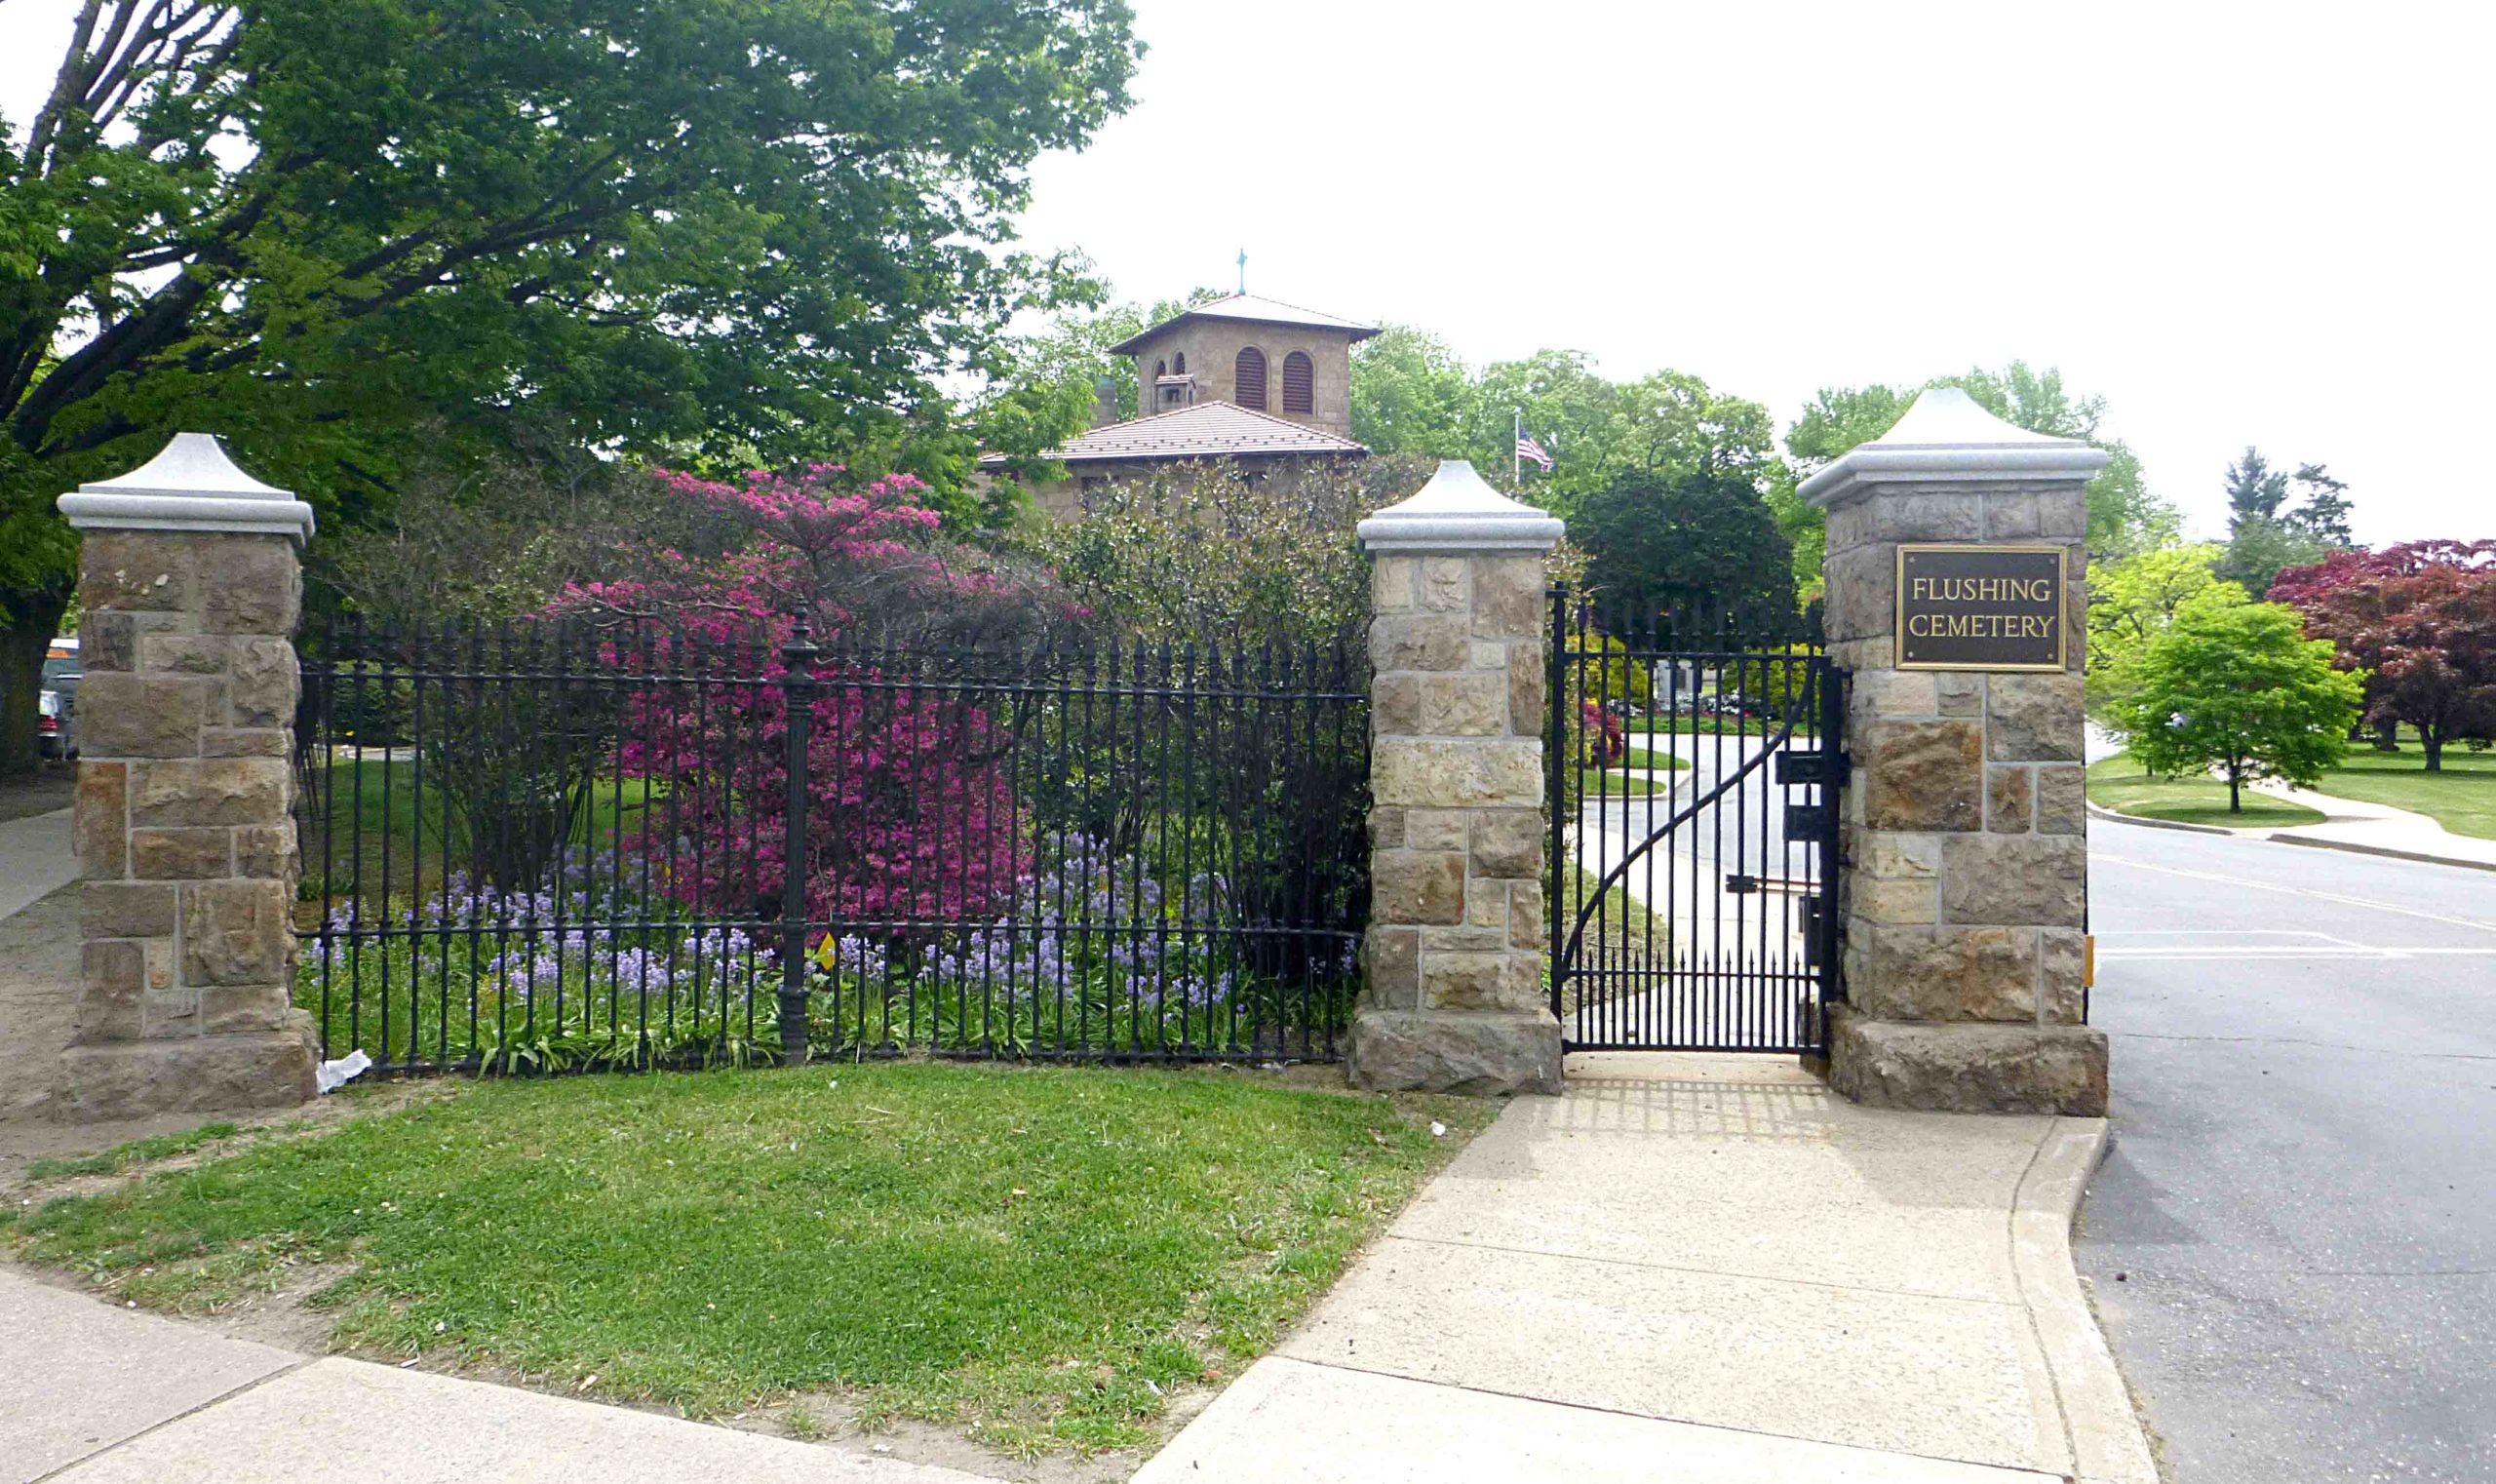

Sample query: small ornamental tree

[554,466,1047,927]
[2269,540,2496,770]
[2114,596,2363,812]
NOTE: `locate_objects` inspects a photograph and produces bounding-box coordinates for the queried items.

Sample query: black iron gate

[1547,594,1845,1052]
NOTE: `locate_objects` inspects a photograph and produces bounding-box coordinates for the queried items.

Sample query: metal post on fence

[778,608,820,1065]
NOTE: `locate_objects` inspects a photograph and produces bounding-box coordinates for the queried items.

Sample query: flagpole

[1513,409,1521,487]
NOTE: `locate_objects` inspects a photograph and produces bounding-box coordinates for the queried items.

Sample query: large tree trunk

[2422,728,2444,772]
[2228,760,2242,813]
[0,589,72,778]
[2373,717,2398,752]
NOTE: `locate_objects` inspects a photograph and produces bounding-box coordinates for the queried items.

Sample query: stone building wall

[1126,321,1355,433]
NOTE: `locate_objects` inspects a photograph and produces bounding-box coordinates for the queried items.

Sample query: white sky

[7,0,2487,544]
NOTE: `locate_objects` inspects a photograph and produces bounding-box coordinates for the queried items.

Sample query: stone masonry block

[1423,951,1544,1012]
[129,758,290,828]
[1405,809,1468,852]
[1507,644,1545,735]
[1369,807,1406,851]
[1940,834,2086,928]
[2039,929,2087,1024]
[78,611,140,673]
[138,634,230,675]
[1820,548,1893,644]
[227,638,299,727]
[1986,672,2084,762]
[74,673,213,758]
[1471,557,1547,640]
[202,984,293,1035]
[1372,557,1418,614]
[1859,721,1983,832]
[1418,557,1469,612]
[1858,833,1941,881]
[1852,669,1938,720]
[82,881,178,939]
[1373,737,1541,809]
[1372,850,1465,925]
[1865,488,1985,543]
[1366,927,1421,1009]
[80,939,147,1042]
[1981,489,2086,541]
[197,535,301,635]
[58,1032,321,1121]
[1987,765,2033,834]
[1469,808,1544,879]
[1507,879,1544,952]
[1852,923,2037,1022]
[1346,1007,1562,1096]
[143,983,200,1038]
[1379,673,1508,736]
[204,727,291,758]
[80,530,193,612]
[1464,882,1509,928]
[235,825,295,879]
[2035,764,2086,836]
[1827,1007,2106,1115]
[1851,876,1939,926]
[180,880,296,986]
[1937,673,1982,718]
[74,762,128,879]
[1370,615,1471,673]
[134,823,234,882]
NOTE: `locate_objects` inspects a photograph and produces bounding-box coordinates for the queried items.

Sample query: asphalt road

[2079,820,2496,1482]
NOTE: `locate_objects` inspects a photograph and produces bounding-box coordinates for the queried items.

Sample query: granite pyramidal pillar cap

[58,432,316,544]
[1797,387,2108,510]
[1357,458,1564,555]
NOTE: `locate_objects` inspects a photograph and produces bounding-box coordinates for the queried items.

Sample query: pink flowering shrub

[555,464,1037,926]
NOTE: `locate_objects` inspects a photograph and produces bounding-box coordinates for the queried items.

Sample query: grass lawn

[301,758,660,907]
[1619,746,1691,771]
[2312,737,2496,840]
[2,1065,1489,1456]
[2085,753,2326,829]
[1579,767,1664,798]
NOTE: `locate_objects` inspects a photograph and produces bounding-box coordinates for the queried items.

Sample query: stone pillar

[1801,389,2107,1114]
[55,434,320,1119]
[1346,460,1564,1096]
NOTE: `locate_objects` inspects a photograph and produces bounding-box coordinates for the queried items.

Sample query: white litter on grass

[316,1049,373,1093]
[1429,1121,1447,1137]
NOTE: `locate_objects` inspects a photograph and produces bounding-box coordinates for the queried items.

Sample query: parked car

[38,637,79,760]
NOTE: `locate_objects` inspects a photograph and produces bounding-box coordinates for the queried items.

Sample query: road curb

[2010,1118,2159,1484]
[2263,831,2496,876]
[2083,802,2237,837]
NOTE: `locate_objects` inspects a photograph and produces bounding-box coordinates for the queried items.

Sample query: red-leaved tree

[2270,540,2496,771]
[556,466,1049,926]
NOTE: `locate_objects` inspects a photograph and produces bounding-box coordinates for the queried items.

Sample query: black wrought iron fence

[294,612,1370,1074]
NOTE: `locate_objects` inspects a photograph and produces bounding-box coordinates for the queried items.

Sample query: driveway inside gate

[1137,1054,2156,1483]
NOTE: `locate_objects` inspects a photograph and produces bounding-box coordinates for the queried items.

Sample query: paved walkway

[2251,780,2496,871]
[1137,1054,2155,1484]
[0,806,76,921]
[0,1267,997,1484]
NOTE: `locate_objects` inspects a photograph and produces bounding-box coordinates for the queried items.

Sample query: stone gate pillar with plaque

[1800,389,2107,1114]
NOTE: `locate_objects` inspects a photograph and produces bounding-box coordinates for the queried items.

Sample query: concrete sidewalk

[0,806,76,922]
[1137,1054,2155,1484]
[0,1266,997,1484]
[2251,780,2496,872]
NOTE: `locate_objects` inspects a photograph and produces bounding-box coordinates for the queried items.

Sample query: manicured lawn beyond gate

[4,1065,1490,1456]
[2310,737,2496,840]
[2086,753,2326,829]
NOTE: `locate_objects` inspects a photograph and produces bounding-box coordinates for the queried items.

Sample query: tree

[2269,540,2496,770]
[2086,543,2243,718]
[2114,595,2363,812]
[1784,365,2176,573]
[0,0,1142,772]
[971,288,1228,493]
[2217,449,2354,594]
[1348,324,1481,458]
[1569,466,1798,624]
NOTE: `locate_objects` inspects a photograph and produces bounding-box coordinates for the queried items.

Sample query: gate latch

[1725,874,1762,894]
[1785,802,1835,837]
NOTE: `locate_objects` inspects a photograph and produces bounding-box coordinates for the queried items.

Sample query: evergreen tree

[2223,448,2290,526]
[2287,463,2356,544]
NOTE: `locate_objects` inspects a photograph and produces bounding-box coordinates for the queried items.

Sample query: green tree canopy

[2112,594,2363,812]
[2085,542,2243,718]
[1348,324,1481,459]
[1568,466,1799,626]
[1784,363,2176,568]
[0,0,1141,770]
[2215,448,2354,594]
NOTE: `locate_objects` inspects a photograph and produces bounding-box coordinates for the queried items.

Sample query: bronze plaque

[1894,545,2068,672]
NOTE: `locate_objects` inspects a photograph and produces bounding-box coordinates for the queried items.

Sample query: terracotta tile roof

[1107,293,1380,354]
[980,402,1369,467]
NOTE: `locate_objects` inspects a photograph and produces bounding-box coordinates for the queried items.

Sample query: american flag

[1515,429,1554,471]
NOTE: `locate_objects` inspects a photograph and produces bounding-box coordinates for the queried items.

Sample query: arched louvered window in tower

[1234,347,1268,410]
[1154,359,1167,378]
[1173,352,1187,373]
[1281,351,1314,415]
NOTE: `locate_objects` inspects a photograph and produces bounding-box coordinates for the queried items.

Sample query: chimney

[1091,376,1119,428]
